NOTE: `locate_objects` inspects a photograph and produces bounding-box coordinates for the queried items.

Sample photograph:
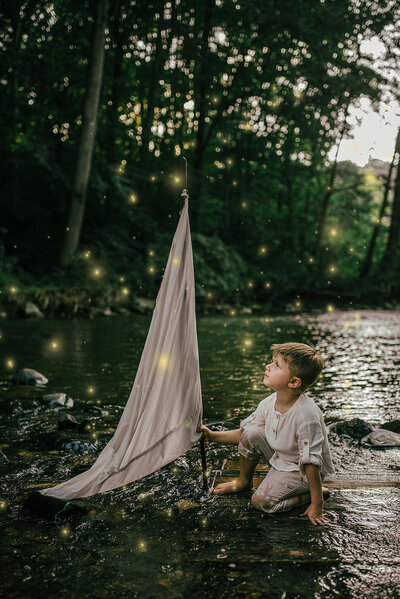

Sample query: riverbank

[1,286,399,319]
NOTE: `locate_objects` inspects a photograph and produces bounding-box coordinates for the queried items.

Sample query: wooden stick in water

[200,436,208,492]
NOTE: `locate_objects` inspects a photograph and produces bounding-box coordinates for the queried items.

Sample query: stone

[13,368,48,386]
[60,440,98,453]
[360,429,400,448]
[58,414,79,430]
[133,297,155,314]
[84,405,106,416]
[24,302,44,318]
[42,392,74,408]
[334,418,374,440]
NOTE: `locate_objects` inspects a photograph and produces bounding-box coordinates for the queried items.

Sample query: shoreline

[0,287,399,319]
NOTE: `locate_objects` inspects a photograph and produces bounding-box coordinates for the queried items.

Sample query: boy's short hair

[270,342,324,392]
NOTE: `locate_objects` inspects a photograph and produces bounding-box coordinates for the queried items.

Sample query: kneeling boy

[200,342,335,526]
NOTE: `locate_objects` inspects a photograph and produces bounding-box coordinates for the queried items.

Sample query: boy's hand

[197,424,215,442]
[300,502,330,526]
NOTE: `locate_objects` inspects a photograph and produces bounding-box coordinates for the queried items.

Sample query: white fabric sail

[39,190,203,500]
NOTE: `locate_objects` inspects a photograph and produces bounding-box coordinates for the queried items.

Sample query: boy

[199,342,334,526]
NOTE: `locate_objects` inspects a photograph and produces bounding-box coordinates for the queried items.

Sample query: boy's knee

[251,491,278,513]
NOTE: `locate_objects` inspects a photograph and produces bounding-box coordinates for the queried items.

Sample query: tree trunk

[314,132,342,255]
[359,128,400,279]
[314,103,350,256]
[379,128,400,283]
[59,0,108,268]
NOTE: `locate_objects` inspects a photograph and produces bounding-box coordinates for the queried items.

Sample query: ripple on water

[0,310,399,598]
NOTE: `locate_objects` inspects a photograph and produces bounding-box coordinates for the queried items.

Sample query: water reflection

[0,310,399,598]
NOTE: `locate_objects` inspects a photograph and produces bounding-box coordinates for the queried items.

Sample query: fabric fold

[39,191,203,500]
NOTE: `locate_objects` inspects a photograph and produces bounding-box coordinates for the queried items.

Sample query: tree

[59,0,108,268]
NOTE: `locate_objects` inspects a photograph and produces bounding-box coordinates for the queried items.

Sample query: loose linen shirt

[240,392,335,478]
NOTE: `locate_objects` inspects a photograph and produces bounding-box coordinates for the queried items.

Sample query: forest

[1,0,400,313]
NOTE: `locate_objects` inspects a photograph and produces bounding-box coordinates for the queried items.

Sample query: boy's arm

[301,464,330,525]
[198,425,243,445]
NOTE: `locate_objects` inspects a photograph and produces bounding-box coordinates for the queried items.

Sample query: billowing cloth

[39,191,203,499]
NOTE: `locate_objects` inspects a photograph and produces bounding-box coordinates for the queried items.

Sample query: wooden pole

[200,436,208,492]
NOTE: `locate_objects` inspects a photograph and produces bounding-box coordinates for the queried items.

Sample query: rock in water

[58,414,80,430]
[335,418,374,440]
[23,491,88,520]
[13,368,48,386]
[84,405,107,416]
[60,440,98,453]
[42,392,74,407]
[24,302,44,318]
[360,429,400,448]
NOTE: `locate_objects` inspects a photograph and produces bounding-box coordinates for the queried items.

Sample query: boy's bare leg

[213,454,259,494]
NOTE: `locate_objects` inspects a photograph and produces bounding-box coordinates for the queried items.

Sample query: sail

[39,190,203,499]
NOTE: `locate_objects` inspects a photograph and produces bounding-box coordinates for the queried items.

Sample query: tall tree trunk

[359,128,400,279]
[59,0,108,268]
[379,129,400,284]
[314,130,343,255]
[314,103,350,256]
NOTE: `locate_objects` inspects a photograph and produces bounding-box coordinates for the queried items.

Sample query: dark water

[0,310,399,598]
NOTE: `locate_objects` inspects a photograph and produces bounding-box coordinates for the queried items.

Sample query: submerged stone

[13,368,48,387]
[58,414,79,430]
[84,405,107,416]
[59,439,98,453]
[360,429,400,448]
[334,418,374,440]
[42,392,74,407]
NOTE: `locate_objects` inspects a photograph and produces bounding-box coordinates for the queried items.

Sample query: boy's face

[263,353,301,392]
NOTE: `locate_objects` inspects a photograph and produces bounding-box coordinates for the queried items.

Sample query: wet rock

[360,429,400,448]
[42,392,73,408]
[13,368,48,387]
[333,418,374,440]
[57,414,79,430]
[338,434,354,446]
[133,297,155,314]
[59,439,98,453]
[23,491,89,520]
[24,302,44,319]
[84,405,107,416]
[381,420,400,434]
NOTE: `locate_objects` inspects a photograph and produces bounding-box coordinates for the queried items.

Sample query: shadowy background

[1,0,400,312]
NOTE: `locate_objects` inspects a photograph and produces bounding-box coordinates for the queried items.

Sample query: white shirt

[240,392,335,478]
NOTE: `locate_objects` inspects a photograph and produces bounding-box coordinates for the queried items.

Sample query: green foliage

[192,233,248,301]
[1,0,399,301]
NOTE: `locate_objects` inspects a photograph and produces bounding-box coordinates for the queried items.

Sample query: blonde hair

[270,342,324,392]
